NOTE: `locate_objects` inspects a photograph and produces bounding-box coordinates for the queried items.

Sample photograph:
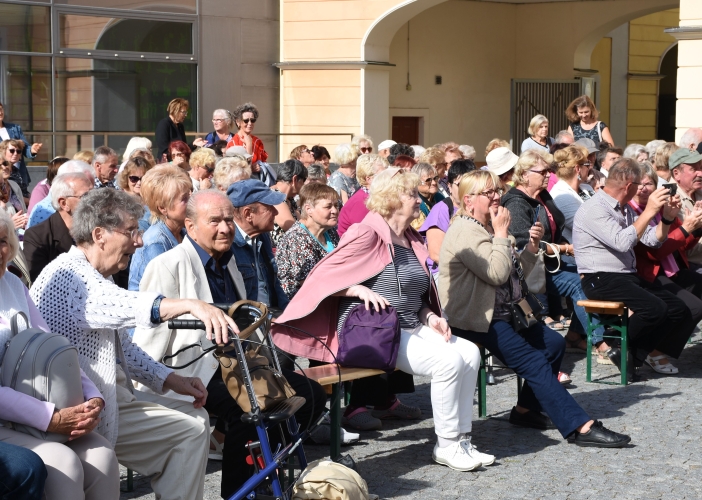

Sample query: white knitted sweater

[29,247,172,446]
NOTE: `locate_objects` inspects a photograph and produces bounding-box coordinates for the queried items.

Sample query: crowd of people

[1,94,702,499]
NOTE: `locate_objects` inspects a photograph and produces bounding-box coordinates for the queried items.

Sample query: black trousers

[204,367,327,499]
[653,268,702,325]
[581,272,693,359]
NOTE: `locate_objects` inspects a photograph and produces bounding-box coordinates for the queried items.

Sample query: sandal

[596,350,614,365]
[645,354,679,374]
[564,336,588,353]
[209,434,223,461]
[557,372,572,385]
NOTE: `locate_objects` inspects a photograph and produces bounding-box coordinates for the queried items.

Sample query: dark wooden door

[392,116,420,145]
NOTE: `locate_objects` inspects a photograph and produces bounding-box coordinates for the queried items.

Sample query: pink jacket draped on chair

[272,211,442,363]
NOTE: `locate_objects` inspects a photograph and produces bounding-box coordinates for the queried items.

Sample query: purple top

[419,200,453,275]
[0,285,103,432]
[337,188,369,237]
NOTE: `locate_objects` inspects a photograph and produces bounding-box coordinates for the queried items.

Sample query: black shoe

[508,407,556,430]
[568,420,631,448]
[607,348,641,382]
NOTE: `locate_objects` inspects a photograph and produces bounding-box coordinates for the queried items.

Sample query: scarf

[629,199,679,278]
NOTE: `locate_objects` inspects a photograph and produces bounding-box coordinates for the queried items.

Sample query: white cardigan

[549,179,595,243]
[30,247,171,446]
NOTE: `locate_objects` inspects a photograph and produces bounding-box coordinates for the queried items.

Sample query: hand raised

[489,206,511,238]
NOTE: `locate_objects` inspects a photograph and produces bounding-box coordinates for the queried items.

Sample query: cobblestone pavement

[120,335,702,499]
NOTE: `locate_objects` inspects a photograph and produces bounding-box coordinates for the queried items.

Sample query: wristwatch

[151,295,165,324]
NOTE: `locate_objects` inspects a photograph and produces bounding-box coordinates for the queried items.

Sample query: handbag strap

[161,342,217,370]
[510,253,545,310]
[10,311,29,337]
[542,241,562,274]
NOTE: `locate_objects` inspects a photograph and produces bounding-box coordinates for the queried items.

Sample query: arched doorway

[657,44,677,141]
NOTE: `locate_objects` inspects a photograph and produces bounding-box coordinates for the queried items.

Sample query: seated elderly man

[132,189,325,498]
[30,188,240,500]
[228,179,290,310]
[669,148,702,268]
[573,158,693,380]
[23,173,93,282]
[27,160,94,228]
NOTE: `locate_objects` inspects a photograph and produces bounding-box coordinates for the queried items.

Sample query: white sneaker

[432,442,482,471]
[308,415,360,445]
[460,436,495,466]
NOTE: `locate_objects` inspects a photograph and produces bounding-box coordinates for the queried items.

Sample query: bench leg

[330,383,341,461]
[121,468,133,492]
[478,347,487,418]
[620,311,628,387]
[586,312,593,383]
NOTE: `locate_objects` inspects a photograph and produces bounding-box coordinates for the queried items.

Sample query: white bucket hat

[377,140,397,151]
[486,147,518,176]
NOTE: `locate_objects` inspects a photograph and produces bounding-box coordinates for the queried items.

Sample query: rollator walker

[169,300,317,500]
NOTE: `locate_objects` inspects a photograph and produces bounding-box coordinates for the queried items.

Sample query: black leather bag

[508,255,543,333]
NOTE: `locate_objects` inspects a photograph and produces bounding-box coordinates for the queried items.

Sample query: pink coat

[272,211,441,362]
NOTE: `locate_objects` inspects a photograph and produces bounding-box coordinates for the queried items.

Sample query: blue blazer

[2,122,36,186]
[231,229,289,310]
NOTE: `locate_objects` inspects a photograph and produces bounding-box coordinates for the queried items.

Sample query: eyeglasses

[452,181,461,187]
[420,176,440,185]
[128,175,143,183]
[242,118,256,124]
[212,118,226,123]
[529,168,553,176]
[579,162,592,168]
[360,147,373,153]
[111,227,144,240]
[7,148,19,155]
[172,152,185,158]
[66,192,90,199]
[477,188,504,198]
[638,182,656,189]
[202,165,215,173]
[303,149,311,154]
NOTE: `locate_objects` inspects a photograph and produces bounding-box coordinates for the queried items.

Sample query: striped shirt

[572,189,662,274]
[337,244,429,330]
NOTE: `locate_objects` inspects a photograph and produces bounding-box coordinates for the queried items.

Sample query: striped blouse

[337,244,429,330]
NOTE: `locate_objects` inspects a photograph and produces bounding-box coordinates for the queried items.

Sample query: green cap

[669,148,702,169]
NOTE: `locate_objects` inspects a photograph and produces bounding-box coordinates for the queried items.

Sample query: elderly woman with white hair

[30,188,239,500]
[623,143,648,163]
[128,165,193,290]
[337,153,388,236]
[352,134,374,155]
[411,162,445,230]
[0,209,120,500]
[328,143,360,204]
[121,137,152,165]
[274,167,489,471]
[213,155,251,191]
[203,109,235,146]
[521,114,554,153]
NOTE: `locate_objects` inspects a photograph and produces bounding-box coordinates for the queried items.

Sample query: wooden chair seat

[576,300,626,316]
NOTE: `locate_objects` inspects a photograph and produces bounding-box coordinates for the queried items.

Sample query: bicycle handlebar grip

[168,319,206,330]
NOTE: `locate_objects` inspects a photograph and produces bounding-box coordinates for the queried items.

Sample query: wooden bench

[576,300,629,386]
[297,365,385,461]
[476,344,522,418]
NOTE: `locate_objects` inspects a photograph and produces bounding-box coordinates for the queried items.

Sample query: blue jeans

[0,441,46,500]
[453,320,590,438]
[546,259,605,344]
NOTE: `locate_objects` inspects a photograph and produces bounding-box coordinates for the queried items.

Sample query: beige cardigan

[438,216,537,333]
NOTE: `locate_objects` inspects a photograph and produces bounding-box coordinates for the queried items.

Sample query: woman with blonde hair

[73,150,94,164]
[122,137,152,163]
[188,147,216,191]
[653,142,679,186]
[328,143,360,204]
[502,149,607,362]
[289,145,315,167]
[352,134,374,154]
[128,165,193,290]
[274,167,489,471]
[566,95,614,145]
[213,156,251,191]
[485,138,510,157]
[337,153,388,236]
[521,115,554,153]
[441,170,630,448]
[155,98,200,161]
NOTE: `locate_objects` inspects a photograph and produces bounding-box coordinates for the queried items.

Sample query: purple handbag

[337,304,401,372]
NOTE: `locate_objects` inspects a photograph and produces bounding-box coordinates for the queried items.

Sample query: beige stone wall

[675,0,702,142]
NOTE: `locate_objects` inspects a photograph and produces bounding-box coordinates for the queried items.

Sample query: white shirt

[550,178,595,243]
[0,127,9,141]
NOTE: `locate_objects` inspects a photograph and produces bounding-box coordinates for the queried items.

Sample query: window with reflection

[55,0,195,16]
[0,3,51,53]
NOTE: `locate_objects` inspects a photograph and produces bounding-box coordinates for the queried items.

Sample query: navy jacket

[2,122,35,186]
[155,117,188,160]
[231,229,289,310]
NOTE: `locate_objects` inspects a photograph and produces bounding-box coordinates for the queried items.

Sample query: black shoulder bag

[507,254,543,332]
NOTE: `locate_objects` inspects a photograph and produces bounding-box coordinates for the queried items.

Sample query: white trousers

[395,326,480,438]
[114,365,210,500]
[0,423,120,500]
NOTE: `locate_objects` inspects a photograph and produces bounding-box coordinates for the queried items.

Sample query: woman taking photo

[521,115,554,153]
[274,168,490,471]
[0,102,42,197]
[0,158,27,230]
[566,95,614,145]
[439,170,630,448]
[501,149,606,362]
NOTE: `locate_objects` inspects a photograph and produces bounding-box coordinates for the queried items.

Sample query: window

[0,3,51,53]
[59,14,193,54]
[54,0,195,15]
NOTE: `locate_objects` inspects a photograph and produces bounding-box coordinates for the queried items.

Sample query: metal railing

[21,130,355,165]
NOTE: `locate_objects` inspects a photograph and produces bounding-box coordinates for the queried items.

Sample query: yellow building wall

[591,38,612,126]
[627,9,679,144]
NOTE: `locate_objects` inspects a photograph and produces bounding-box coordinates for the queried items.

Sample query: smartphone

[663,183,677,196]
[533,205,541,226]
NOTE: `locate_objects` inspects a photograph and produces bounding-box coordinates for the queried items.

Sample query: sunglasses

[128,175,143,183]
[202,165,215,173]
[242,118,256,124]
[360,147,372,153]
[7,148,19,155]
[420,176,440,185]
